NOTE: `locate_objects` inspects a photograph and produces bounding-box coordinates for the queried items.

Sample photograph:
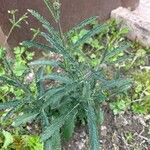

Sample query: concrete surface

[111,0,150,47]
[133,0,150,22]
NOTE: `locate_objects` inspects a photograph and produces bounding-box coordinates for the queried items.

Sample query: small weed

[125,132,134,144]
[110,98,130,115]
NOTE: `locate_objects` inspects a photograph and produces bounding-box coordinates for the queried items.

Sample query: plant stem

[58,21,67,47]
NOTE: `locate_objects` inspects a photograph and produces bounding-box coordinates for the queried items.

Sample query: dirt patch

[63,105,150,150]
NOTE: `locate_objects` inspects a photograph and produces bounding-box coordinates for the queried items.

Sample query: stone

[111,5,150,47]
[121,0,140,10]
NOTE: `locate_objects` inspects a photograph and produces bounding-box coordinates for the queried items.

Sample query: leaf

[94,92,106,103]
[0,100,20,110]
[104,45,129,61]
[0,76,18,87]
[39,87,64,100]
[43,91,65,109]
[36,67,45,98]
[2,130,13,149]
[62,110,77,140]
[85,104,100,150]
[28,9,59,38]
[39,73,72,84]
[41,104,79,141]
[66,16,98,37]
[13,63,27,76]
[24,135,43,150]
[0,76,30,95]
[29,60,60,67]
[108,55,131,65]
[42,83,77,109]
[96,108,104,125]
[41,109,50,127]
[41,87,65,109]
[12,112,39,127]
[14,46,25,55]
[101,78,132,90]
[51,131,61,150]
[41,111,61,150]
[46,130,61,150]
[40,32,64,54]
[82,81,91,101]
[22,40,56,53]
[73,24,107,48]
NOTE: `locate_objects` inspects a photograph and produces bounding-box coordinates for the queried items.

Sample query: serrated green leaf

[40,32,62,53]
[28,9,59,37]
[24,135,43,150]
[29,60,60,67]
[42,87,65,109]
[82,81,91,101]
[41,104,79,142]
[0,76,18,87]
[62,110,77,140]
[101,78,132,90]
[39,73,72,84]
[36,67,45,98]
[86,104,100,150]
[0,100,20,110]
[96,108,104,125]
[66,16,98,37]
[42,83,76,109]
[22,40,56,53]
[13,63,27,76]
[104,45,129,61]
[12,112,39,127]
[39,87,64,100]
[43,130,61,150]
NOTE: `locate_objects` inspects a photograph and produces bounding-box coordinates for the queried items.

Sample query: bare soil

[63,105,150,150]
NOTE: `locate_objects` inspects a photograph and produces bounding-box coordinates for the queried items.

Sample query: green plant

[0,46,34,101]
[23,135,43,150]
[0,9,35,102]
[125,132,134,144]
[0,130,13,150]
[131,70,150,114]
[99,20,150,116]
[0,1,131,150]
[69,19,129,66]
[0,130,43,150]
[110,97,130,115]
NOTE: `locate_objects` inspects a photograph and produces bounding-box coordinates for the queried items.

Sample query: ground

[63,105,150,150]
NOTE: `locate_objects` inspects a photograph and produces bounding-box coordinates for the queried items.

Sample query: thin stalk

[4,13,28,46]
[2,12,31,96]
[57,21,67,47]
